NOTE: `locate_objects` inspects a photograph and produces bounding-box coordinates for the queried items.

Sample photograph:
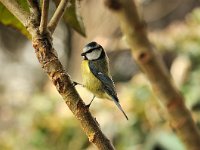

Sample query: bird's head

[81,41,105,61]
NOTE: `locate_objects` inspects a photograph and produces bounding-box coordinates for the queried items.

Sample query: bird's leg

[72,81,83,87]
[86,95,95,108]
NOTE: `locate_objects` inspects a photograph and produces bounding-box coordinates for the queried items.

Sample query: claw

[86,103,91,108]
[86,95,95,108]
[72,81,82,87]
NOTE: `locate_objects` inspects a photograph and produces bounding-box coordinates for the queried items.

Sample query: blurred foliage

[62,0,86,37]
[0,0,30,38]
[152,8,200,111]
[0,90,89,150]
[0,0,86,39]
[53,0,86,36]
[2,2,200,150]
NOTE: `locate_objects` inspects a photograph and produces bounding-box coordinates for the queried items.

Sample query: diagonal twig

[27,0,41,23]
[0,0,116,149]
[32,37,115,150]
[39,0,49,34]
[48,0,68,34]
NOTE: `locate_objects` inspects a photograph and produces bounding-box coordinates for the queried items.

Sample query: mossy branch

[0,0,115,149]
[104,0,200,150]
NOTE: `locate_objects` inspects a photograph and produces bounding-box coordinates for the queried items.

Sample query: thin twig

[39,0,49,34]
[0,0,30,26]
[104,0,200,150]
[48,0,68,34]
[32,31,115,150]
[27,0,41,23]
[1,0,116,149]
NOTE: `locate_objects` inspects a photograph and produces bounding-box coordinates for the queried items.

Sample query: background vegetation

[0,0,200,149]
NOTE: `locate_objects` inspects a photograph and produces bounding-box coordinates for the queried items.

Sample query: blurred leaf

[16,0,30,11]
[54,0,86,36]
[145,130,186,150]
[187,8,200,24]
[63,0,86,36]
[0,0,31,38]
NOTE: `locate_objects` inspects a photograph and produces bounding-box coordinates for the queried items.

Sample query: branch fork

[0,0,115,149]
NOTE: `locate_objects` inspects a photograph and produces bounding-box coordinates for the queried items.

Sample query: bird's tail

[113,99,129,120]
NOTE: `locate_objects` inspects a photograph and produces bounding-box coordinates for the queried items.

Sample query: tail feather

[113,99,129,120]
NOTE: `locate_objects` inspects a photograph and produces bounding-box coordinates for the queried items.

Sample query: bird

[81,41,128,120]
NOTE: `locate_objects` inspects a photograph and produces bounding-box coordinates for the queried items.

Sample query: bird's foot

[86,103,91,108]
[86,95,95,108]
[72,81,83,87]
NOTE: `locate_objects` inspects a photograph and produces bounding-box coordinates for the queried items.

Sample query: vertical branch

[39,0,49,33]
[27,0,41,23]
[48,0,68,34]
[104,0,200,150]
[0,0,116,149]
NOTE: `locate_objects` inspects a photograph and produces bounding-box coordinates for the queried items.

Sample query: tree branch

[48,0,68,34]
[31,35,115,150]
[1,1,115,149]
[104,0,200,150]
[27,0,41,23]
[39,0,49,34]
[0,0,30,26]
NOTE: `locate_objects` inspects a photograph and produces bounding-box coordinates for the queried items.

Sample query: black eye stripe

[85,46,101,54]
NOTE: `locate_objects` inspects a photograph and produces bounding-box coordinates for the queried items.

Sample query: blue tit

[81,41,128,120]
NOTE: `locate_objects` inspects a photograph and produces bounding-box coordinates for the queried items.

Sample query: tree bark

[104,0,200,150]
[0,0,115,149]
[32,35,115,150]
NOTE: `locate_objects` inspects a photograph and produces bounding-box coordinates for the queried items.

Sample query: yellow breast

[81,60,106,98]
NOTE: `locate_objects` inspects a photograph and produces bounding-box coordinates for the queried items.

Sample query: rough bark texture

[104,0,200,150]
[0,0,115,149]
[32,35,115,150]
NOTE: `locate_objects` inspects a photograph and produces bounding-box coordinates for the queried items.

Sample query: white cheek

[86,50,102,60]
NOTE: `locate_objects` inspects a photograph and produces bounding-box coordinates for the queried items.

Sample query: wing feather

[89,61,118,101]
[89,61,128,120]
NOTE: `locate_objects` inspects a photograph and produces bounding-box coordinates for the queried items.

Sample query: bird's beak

[81,52,86,56]
[81,52,87,60]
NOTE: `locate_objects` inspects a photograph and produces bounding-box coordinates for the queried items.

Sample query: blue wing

[89,61,118,101]
[89,61,128,120]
